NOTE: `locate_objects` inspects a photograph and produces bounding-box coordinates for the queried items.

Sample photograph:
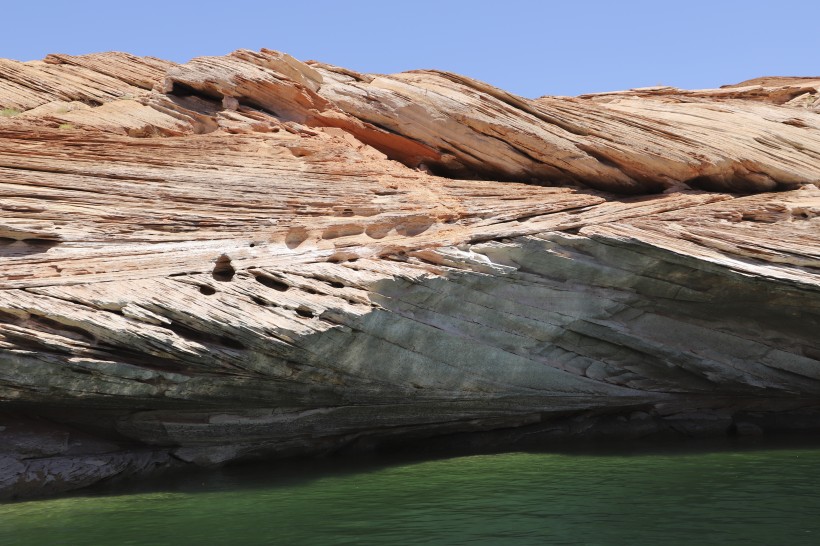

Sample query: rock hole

[164,321,213,344]
[219,336,246,350]
[249,242,256,248]
[212,255,235,282]
[255,274,290,291]
[322,224,364,240]
[295,307,315,319]
[22,238,61,248]
[395,216,435,237]
[285,227,309,249]
[365,222,393,239]
[328,281,345,289]
[199,285,216,296]
[167,80,221,101]
[251,296,269,306]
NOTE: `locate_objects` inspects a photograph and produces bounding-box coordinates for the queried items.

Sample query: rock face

[1,49,819,499]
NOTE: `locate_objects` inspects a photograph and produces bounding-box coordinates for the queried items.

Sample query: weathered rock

[0,50,819,499]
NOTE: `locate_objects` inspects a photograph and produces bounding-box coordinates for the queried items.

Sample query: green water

[2,444,820,545]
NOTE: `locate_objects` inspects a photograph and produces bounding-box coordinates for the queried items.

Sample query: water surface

[2,442,819,545]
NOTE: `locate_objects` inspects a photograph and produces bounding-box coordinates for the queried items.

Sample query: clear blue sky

[3,0,818,97]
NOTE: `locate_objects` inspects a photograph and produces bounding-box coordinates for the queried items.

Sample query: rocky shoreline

[1,49,818,500]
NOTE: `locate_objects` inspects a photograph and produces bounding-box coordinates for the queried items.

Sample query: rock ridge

[0,49,819,499]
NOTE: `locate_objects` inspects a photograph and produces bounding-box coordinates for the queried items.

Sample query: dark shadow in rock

[0,238,60,257]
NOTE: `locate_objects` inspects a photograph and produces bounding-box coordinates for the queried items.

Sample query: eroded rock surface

[1,50,819,499]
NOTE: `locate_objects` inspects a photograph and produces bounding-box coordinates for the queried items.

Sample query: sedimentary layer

[1,50,819,499]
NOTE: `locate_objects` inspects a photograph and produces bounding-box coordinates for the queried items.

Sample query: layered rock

[1,50,819,499]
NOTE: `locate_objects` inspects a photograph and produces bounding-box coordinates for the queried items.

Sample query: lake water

[2,440,820,545]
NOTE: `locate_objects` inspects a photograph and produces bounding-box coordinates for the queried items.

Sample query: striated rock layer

[1,49,819,499]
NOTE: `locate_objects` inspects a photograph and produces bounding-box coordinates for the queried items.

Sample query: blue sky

[3,1,818,97]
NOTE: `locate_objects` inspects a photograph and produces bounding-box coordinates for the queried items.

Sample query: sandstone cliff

[1,49,819,499]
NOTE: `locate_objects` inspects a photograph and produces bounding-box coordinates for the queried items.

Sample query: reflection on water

[2,439,820,545]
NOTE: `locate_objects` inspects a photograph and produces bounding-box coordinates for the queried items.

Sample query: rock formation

[1,49,819,499]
